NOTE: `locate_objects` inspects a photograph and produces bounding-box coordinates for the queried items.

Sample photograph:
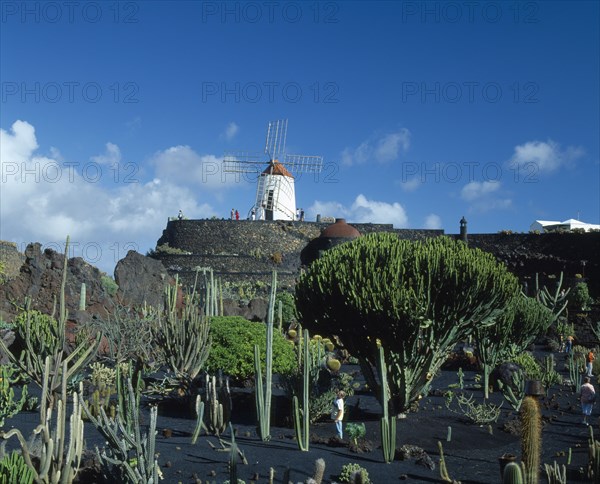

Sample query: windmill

[223,120,323,221]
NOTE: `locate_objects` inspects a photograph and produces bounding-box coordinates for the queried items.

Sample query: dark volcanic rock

[0,243,115,323]
[221,297,269,321]
[490,362,522,391]
[114,250,174,309]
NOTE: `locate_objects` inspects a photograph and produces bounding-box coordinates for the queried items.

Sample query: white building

[254,160,296,221]
[530,219,600,233]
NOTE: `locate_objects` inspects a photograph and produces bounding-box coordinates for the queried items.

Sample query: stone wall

[153,219,443,288]
[462,232,600,296]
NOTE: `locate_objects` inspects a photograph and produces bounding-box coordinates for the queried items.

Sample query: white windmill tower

[223,120,323,221]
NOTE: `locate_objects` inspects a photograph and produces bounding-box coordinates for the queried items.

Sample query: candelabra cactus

[295,233,521,414]
[520,396,541,484]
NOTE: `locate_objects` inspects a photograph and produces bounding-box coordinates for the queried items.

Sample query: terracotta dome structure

[320,218,361,239]
[300,218,361,266]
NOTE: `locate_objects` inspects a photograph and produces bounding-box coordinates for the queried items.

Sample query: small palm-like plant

[345,422,366,446]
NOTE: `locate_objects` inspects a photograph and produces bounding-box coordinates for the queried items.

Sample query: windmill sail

[222,119,323,221]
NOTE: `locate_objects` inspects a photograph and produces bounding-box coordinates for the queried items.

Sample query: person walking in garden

[333,390,346,439]
[580,377,596,425]
[565,335,574,354]
[587,350,595,377]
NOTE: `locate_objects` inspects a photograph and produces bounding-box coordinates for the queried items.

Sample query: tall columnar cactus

[295,234,521,414]
[255,271,277,441]
[0,357,85,484]
[78,282,86,311]
[191,394,205,444]
[503,462,524,484]
[378,346,396,463]
[520,396,541,484]
[293,329,310,451]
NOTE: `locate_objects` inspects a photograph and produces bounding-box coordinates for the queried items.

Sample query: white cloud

[460,181,500,201]
[398,177,422,192]
[424,214,442,229]
[341,128,411,165]
[460,181,511,213]
[308,194,408,227]
[0,120,216,275]
[150,145,239,190]
[221,122,239,141]
[91,142,121,165]
[508,139,584,173]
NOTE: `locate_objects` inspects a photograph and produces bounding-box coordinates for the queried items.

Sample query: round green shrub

[205,316,296,380]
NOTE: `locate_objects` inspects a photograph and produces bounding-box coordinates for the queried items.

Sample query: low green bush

[205,316,296,380]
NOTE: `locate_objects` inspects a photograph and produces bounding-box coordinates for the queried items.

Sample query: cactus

[255,271,277,441]
[191,394,205,444]
[295,234,522,414]
[520,396,541,484]
[378,346,396,463]
[498,368,526,411]
[503,462,524,484]
[544,461,566,484]
[156,273,211,395]
[311,458,325,484]
[78,282,86,311]
[204,373,231,436]
[0,451,35,484]
[0,237,100,410]
[438,441,455,482]
[446,425,452,442]
[0,364,30,428]
[292,329,310,451]
[79,376,159,483]
[0,357,85,484]
[229,423,238,484]
[534,272,569,323]
[326,358,341,372]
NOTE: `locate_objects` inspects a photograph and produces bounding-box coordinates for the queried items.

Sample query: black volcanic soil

[1,347,596,483]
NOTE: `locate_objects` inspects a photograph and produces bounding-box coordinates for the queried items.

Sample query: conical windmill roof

[262,160,294,178]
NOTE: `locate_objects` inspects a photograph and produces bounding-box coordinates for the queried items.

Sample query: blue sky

[1,1,599,275]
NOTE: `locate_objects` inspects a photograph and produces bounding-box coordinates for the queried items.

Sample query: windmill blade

[283,154,323,173]
[223,151,265,173]
[265,119,288,159]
